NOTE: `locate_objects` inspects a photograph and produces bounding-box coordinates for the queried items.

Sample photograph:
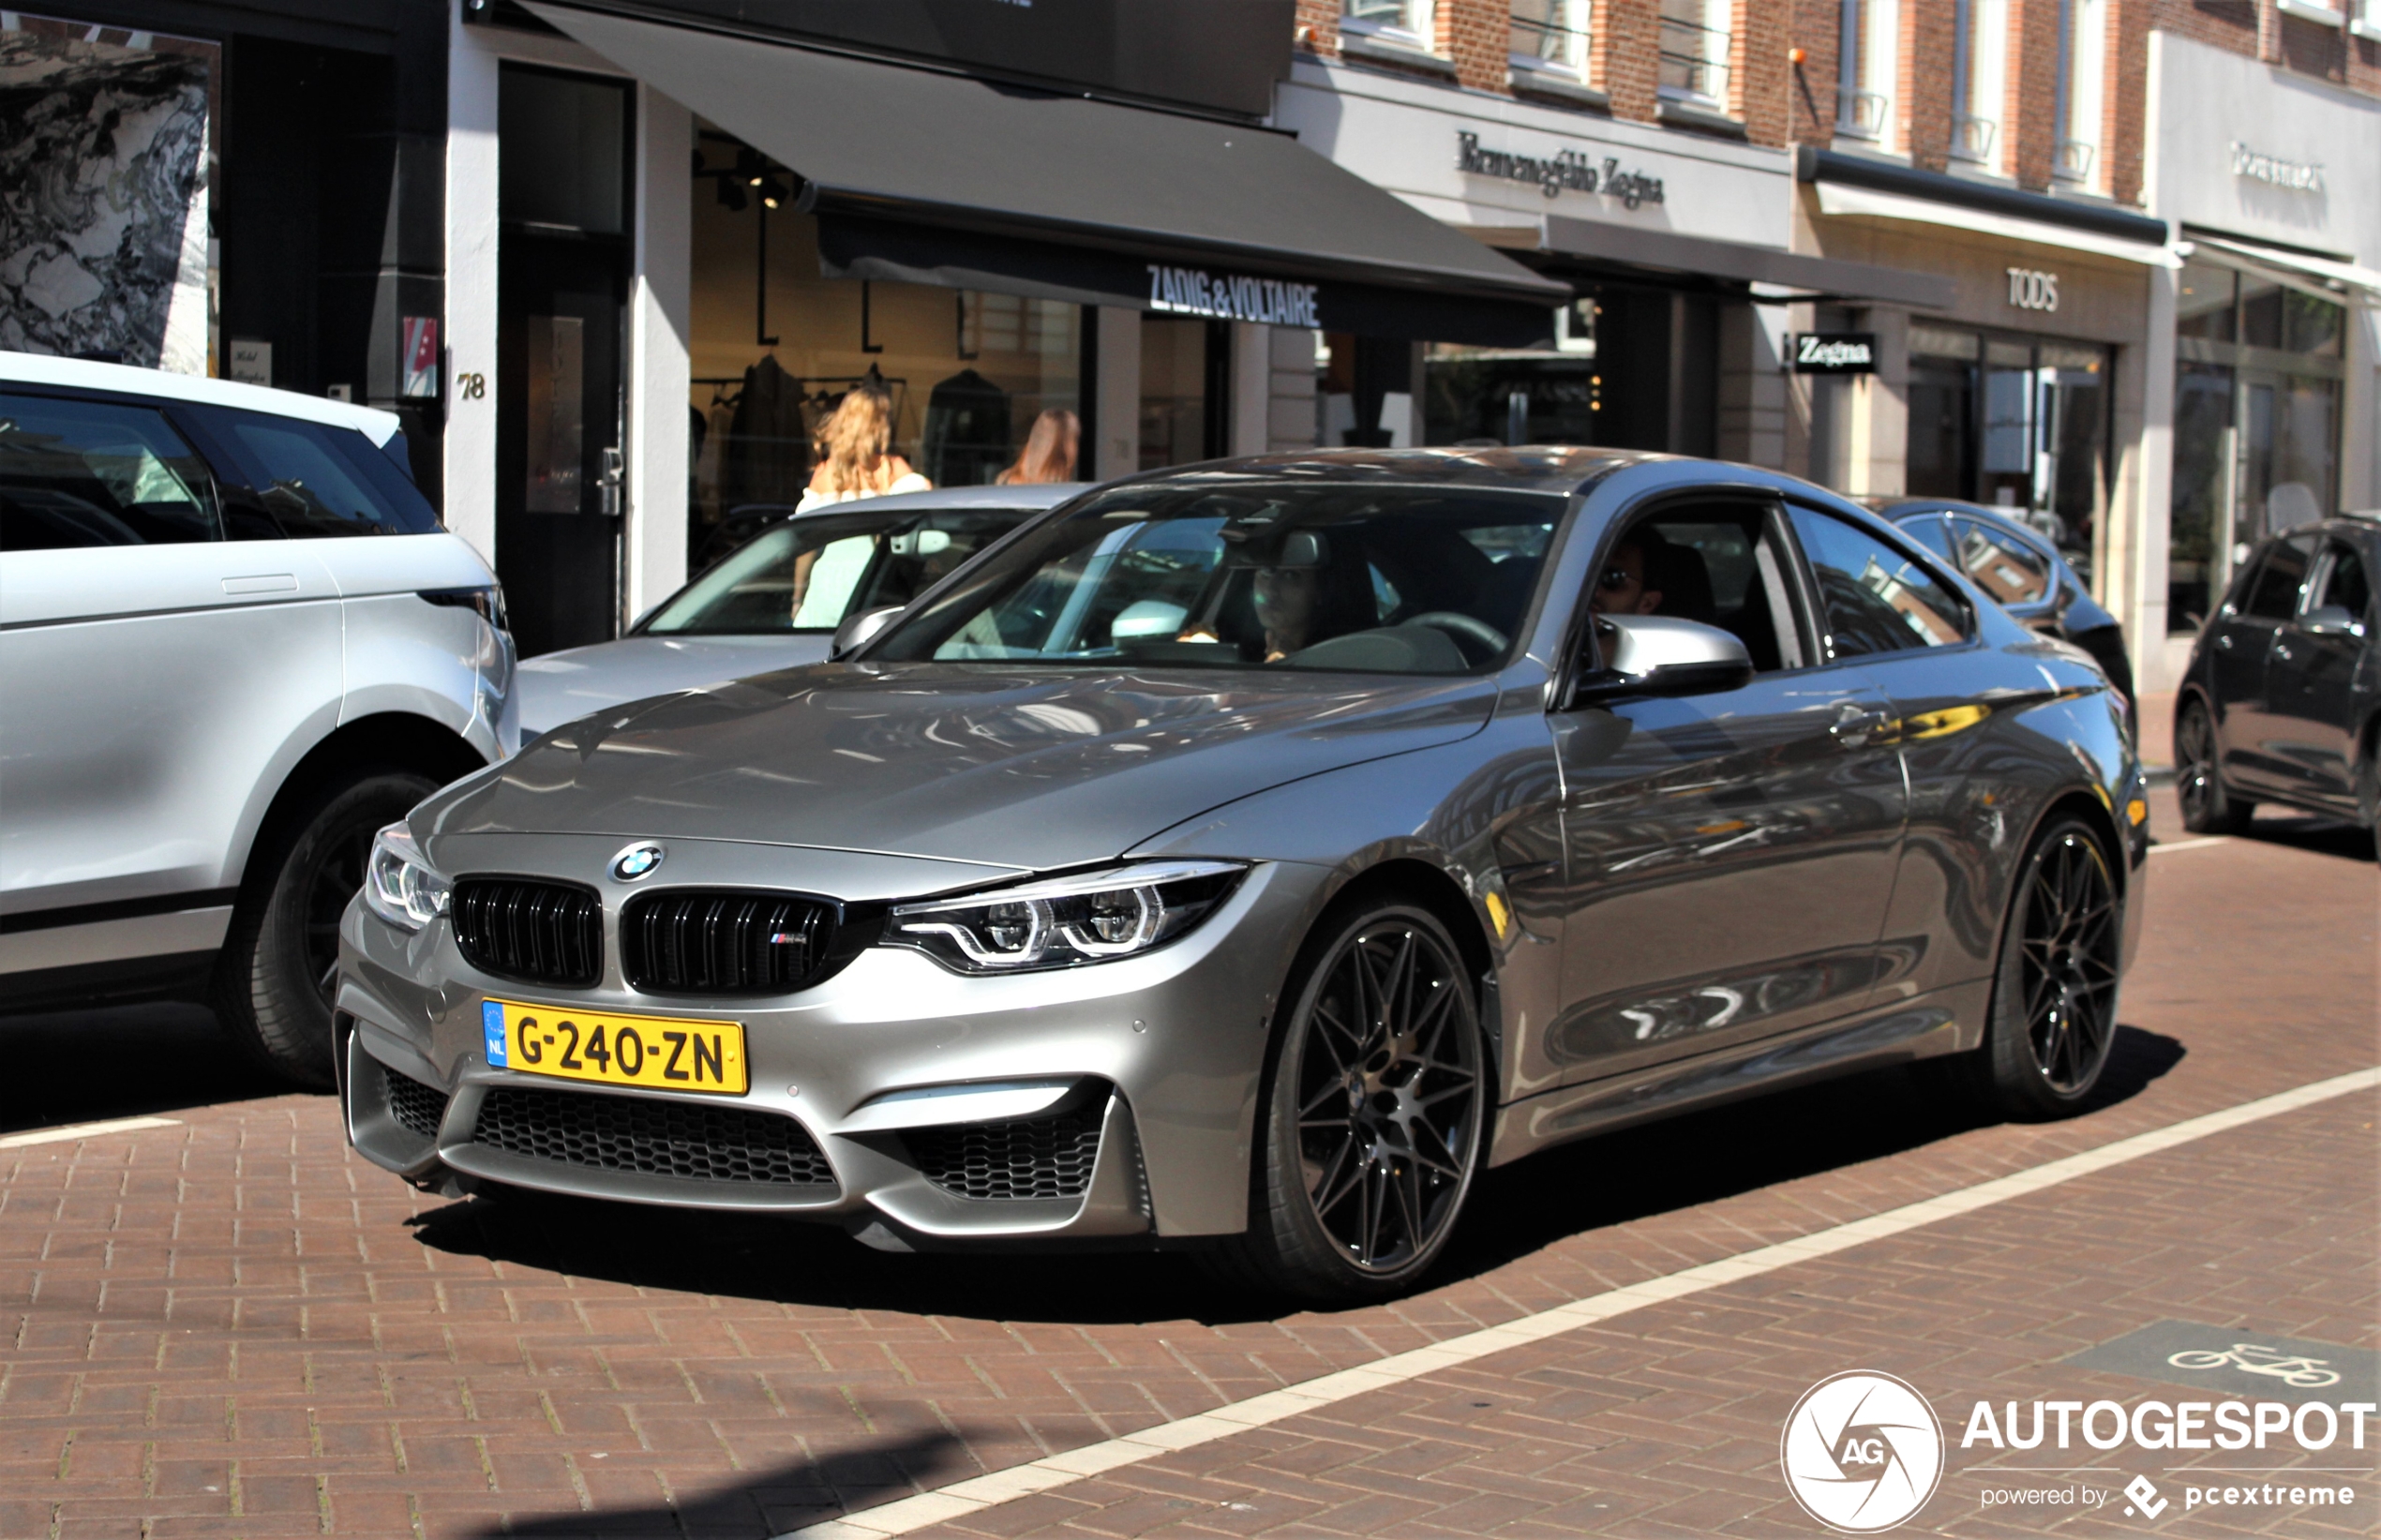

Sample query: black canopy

[525,3,1569,342]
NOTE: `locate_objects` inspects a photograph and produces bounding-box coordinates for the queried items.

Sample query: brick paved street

[1,773,2373,1540]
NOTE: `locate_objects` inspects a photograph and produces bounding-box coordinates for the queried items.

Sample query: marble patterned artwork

[0,24,210,373]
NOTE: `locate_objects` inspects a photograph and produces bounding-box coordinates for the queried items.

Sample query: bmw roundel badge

[609,842,666,881]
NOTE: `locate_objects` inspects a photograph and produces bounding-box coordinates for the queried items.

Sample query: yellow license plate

[480,999,748,1095]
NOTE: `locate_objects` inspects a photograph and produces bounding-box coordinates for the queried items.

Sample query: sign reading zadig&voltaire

[1455,131,1667,209]
[1146,264,1321,326]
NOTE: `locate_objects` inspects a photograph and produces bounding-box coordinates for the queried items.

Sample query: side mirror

[1566,614,1755,707]
[829,604,905,660]
[2301,604,2365,637]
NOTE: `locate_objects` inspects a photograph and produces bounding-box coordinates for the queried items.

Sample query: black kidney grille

[621,890,836,994]
[451,878,602,987]
[383,1067,449,1141]
[907,1112,1101,1202]
[472,1085,834,1189]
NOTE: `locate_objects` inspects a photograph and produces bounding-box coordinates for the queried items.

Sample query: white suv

[0,354,515,1085]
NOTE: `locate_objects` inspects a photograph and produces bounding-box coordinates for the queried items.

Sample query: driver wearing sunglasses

[1588,531,1669,618]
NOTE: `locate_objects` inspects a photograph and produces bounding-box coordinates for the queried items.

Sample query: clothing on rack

[921,368,1012,489]
[722,353,812,512]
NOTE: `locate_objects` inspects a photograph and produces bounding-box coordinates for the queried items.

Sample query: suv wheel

[1212,902,1487,1302]
[2175,698,2253,835]
[217,770,437,1088]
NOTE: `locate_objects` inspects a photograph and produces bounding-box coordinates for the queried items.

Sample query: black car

[1883,500,2135,717]
[2174,516,2379,834]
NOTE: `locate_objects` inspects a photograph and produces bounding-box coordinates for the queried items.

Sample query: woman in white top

[790,385,930,619]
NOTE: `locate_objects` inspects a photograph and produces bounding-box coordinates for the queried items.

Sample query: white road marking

[783,1066,2381,1540]
[2148,836,2234,855]
[0,1114,182,1150]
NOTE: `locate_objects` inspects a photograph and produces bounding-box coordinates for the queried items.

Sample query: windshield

[641,505,1037,635]
[870,484,1565,674]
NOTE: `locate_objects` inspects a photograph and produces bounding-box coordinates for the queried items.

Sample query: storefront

[0,3,445,485]
[446,1,1567,657]
[1274,59,1934,465]
[2143,31,2381,689]
[1789,149,2168,636]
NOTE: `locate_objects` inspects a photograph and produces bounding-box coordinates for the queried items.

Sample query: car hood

[427,662,1497,870]
[515,635,833,739]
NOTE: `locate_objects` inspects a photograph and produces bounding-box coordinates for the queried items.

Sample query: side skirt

[1486,978,1989,1167]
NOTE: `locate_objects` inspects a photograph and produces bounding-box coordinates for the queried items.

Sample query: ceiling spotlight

[735,146,764,187]
[757,174,790,210]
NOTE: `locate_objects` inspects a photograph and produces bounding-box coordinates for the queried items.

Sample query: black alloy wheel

[2175,698,2253,835]
[217,770,438,1089]
[1215,903,1486,1301]
[1957,815,2122,1119]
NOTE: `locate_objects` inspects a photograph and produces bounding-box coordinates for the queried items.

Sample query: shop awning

[1508,215,1953,309]
[1798,146,2178,269]
[2188,233,2381,301]
[521,3,1572,341]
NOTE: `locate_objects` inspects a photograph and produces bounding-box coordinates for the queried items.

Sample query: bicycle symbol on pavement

[2165,1343,2342,1388]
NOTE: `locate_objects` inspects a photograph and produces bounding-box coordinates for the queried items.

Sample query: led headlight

[886,860,1246,973]
[363,822,451,933]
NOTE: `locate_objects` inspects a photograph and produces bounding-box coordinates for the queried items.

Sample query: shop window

[2167,361,2234,634]
[1510,0,1591,75]
[1140,317,1225,471]
[686,139,1082,570]
[2176,262,2237,342]
[1425,306,1595,451]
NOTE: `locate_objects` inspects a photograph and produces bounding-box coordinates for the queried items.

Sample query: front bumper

[336,837,1318,1246]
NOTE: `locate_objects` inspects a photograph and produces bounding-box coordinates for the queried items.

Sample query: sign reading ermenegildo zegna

[2230,141,2324,195]
[1145,264,1320,326]
[1455,130,1667,208]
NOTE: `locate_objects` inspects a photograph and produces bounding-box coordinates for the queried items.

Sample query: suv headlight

[363,822,450,932]
[886,860,1246,973]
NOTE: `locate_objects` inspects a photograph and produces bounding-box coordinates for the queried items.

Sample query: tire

[2175,697,2254,835]
[1950,815,2123,1121]
[216,770,437,1088]
[1208,901,1489,1303]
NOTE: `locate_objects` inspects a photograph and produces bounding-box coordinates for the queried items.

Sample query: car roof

[0,351,405,444]
[1110,445,1652,496]
[720,483,1094,521]
[1879,497,2059,545]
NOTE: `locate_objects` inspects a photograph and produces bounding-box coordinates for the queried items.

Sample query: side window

[2312,543,2370,620]
[2239,536,2314,620]
[1895,513,1958,563]
[1950,516,2051,606]
[1787,506,1971,658]
[1600,506,1807,674]
[0,393,219,550]
[189,407,441,537]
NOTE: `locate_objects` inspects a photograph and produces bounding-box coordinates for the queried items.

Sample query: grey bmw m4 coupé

[339,448,2145,1301]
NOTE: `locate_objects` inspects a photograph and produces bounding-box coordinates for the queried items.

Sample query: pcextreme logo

[1780,1371,1947,1533]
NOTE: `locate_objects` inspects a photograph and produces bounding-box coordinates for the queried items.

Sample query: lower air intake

[472,1086,834,1189]
[384,1068,450,1142]
[907,1111,1101,1201]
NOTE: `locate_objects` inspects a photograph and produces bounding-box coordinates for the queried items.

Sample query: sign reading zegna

[1455,131,1666,209]
[1791,333,1877,373]
[2230,142,2323,195]
[1146,264,1321,326]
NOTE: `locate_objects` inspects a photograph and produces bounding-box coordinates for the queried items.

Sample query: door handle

[1830,702,1893,749]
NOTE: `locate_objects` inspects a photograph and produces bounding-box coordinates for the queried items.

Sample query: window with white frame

[1510,0,1591,76]
[1343,0,1435,48]
[1835,0,1898,143]
[1657,0,1730,105]
[2356,0,2381,41]
[1952,0,2007,170]
[2056,0,2104,185]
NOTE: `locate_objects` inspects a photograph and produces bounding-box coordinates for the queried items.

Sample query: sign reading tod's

[1456,131,1666,209]
[1146,264,1321,327]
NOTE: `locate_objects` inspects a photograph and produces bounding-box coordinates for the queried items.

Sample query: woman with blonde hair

[996,408,1080,486]
[787,385,928,621]
[796,385,929,511]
